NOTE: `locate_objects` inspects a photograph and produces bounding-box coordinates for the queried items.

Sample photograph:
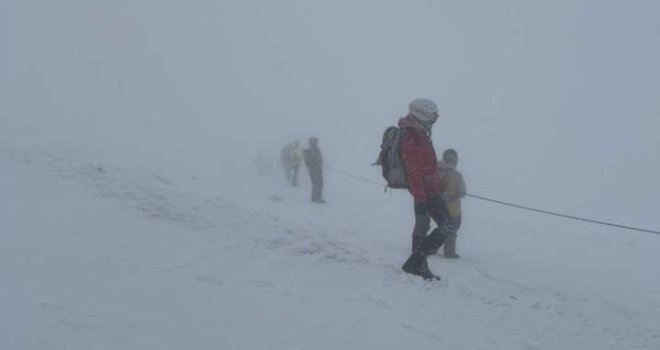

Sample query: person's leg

[423,195,451,254]
[443,216,462,258]
[284,164,292,182]
[411,201,431,254]
[291,165,300,186]
[317,171,324,201]
[310,168,321,201]
[402,201,439,280]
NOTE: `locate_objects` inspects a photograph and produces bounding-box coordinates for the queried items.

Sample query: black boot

[424,228,441,255]
[411,234,426,255]
[402,253,440,280]
[423,227,449,256]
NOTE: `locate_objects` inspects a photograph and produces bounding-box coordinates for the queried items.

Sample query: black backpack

[374,126,408,189]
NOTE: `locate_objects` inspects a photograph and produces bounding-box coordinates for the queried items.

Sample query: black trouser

[308,167,323,201]
[412,196,450,255]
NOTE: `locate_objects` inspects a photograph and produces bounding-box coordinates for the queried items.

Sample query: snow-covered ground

[2,146,658,350]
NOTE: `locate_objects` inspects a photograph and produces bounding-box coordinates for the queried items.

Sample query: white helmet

[409,98,439,123]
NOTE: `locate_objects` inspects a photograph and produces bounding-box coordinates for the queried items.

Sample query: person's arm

[458,172,466,199]
[400,134,427,203]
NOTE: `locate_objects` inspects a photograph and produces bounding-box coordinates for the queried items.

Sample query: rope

[329,167,383,186]
[327,167,660,235]
[464,193,660,235]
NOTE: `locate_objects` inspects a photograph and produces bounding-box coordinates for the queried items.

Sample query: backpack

[374,126,408,189]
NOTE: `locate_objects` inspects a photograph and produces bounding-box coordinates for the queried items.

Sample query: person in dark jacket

[398,98,450,280]
[303,137,325,203]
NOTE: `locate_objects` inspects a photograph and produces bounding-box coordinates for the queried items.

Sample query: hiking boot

[423,227,448,256]
[443,236,460,259]
[423,228,440,255]
[402,253,440,281]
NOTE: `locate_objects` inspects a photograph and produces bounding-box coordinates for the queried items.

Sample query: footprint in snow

[254,280,277,288]
[194,274,225,288]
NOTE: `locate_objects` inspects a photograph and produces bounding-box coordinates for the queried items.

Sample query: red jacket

[398,115,440,203]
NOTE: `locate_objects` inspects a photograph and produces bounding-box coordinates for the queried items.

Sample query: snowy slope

[1,146,659,350]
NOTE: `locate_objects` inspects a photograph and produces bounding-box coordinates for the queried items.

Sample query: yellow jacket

[438,161,466,218]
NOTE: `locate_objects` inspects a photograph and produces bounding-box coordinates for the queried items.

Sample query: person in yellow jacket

[437,149,466,258]
[280,140,302,186]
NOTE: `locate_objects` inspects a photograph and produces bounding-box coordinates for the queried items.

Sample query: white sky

[1,0,659,228]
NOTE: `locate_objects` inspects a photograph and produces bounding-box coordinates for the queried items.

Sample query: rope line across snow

[327,167,660,235]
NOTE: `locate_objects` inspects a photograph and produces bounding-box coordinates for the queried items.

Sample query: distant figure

[437,149,466,258]
[280,140,302,186]
[303,137,325,203]
[254,152,272,176]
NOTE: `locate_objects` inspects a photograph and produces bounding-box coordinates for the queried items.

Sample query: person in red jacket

[399,98,450,280]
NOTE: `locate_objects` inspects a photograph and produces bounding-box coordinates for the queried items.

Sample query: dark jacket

[303,146,323,170]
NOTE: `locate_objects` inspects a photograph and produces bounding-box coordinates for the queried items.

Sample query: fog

[2,0,659,229]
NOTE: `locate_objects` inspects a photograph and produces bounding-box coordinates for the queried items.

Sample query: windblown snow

[1,146,658,350]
